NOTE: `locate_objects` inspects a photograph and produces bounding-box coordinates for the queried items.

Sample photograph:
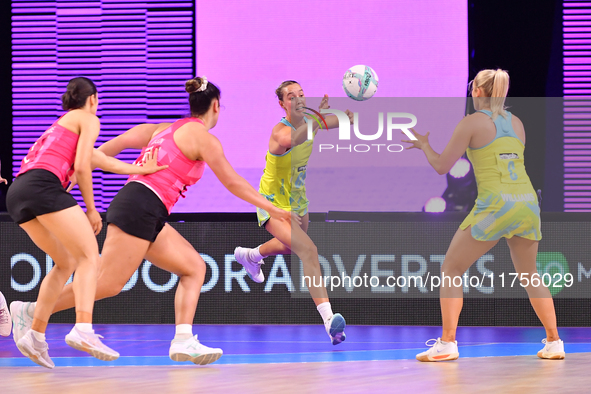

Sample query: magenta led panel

[564,0,591,211]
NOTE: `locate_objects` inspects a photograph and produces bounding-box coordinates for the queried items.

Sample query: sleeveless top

[258,117,314,211]
[127,118,206,213]
[460,109,541,241]
[466,110,535,197]
[17,116,79,188]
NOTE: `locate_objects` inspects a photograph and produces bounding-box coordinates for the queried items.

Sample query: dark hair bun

[61,77,97,110]
[185,78,203,94]
[185,77,221,117]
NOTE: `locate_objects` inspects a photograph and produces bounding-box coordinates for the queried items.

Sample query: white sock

[174,324,193,340]
[31,330,45,342]
[75,323,93,333]
[27,302,36,318]
[248,245,264,262]
[317,302,333,325]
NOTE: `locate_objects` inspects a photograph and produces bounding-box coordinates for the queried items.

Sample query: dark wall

[2,214,590,327]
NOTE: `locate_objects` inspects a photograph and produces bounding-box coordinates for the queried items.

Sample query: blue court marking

[1,325,590,367]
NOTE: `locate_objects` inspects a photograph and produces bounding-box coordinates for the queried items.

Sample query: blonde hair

[469,68,510,119]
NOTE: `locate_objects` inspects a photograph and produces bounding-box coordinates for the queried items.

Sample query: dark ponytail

[61,77,97,110]
[185,77,221,117]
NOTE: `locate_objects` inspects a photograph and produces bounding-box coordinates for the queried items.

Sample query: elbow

[74,166,92,178]
[224,179,240,194]
[435,165,450,176]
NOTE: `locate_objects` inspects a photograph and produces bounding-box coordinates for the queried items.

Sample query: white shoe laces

[425,338,439,347]
[541,338,560,345]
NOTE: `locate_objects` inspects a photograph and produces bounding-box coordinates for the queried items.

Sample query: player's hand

[402,128,430,150]
[67,173,78,192]
[268,206,294,224]
[291,211,302,226]
[345,109,354,124]
[318,94,329,111]
[86,208,103,235]
[140,148,168,174]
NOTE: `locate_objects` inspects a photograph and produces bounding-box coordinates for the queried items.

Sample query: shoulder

[454,112,484,132]
[272,121,290,134]
[179,120,206,133]
[58,110,99,134]
[464,111,490,123]
[61,109,98,123]
[458,111,495,130]
[152,122,173,136]
[510,113,524,127]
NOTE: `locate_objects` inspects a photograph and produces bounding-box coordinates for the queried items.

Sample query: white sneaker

[234,247,264,283]
[10,301,33,345]
[416,338,459,362]
[537,338,565,359]
[16,330,55,369]
[0,292,11,337]
[65,326,119,361]
[325,313,346,345]
[169,335,223,365]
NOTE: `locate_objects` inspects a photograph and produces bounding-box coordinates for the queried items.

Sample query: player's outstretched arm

[402,117,472,175]
[200,133,296,224]
[91,148,168,175]
[99,123,171,157]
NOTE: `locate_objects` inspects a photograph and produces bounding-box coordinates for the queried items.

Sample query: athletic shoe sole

[329,313,346,345]
[65,337,119,361]
[416,352,459,362]
[16,340,54,369]
[537,351,565,360]
[170,351,222,365]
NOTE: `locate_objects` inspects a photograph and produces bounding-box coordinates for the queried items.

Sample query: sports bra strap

[477,109,493,117]
[171,117,204,132]
[280,117,308,131]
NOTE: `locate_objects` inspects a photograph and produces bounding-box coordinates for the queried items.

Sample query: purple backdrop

[174,0,468,212]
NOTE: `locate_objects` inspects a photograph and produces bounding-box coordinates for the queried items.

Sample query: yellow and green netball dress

[460,110,541,241]
[257,117,314,226]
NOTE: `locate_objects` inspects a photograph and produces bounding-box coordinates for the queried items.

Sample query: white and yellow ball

[342,65,379,101]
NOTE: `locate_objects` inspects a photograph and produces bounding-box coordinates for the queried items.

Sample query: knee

[70,244,100,267]
[95,271,125,299]
[440,260,464,278]
[99,280,124,299]
[298,242,318,262]
[182,257,206,280]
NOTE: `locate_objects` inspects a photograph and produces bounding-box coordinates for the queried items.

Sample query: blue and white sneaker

[325,313,346,345]
[169,335,223,365]
[0,292,11,337]
[10,301,33,344]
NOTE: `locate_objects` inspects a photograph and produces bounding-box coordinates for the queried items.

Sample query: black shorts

[106,181,169,242]
[6,169,78,224]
